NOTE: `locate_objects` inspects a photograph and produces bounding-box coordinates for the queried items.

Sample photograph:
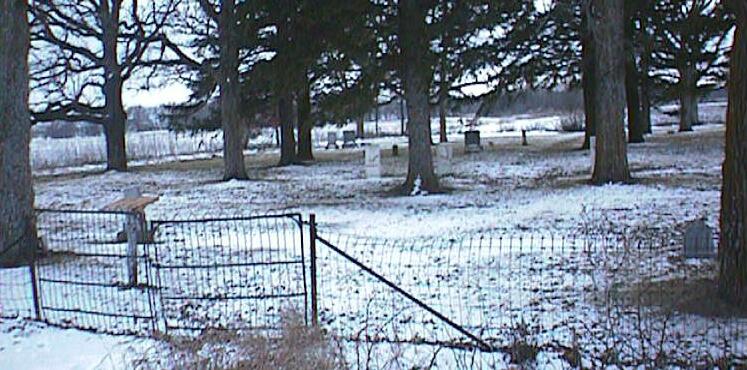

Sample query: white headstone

[364,145,382,178]
[437,143,453,160]
[124,186,142,199]
[684,219,715,259]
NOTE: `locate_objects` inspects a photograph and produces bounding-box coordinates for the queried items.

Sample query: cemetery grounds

[2,105,746,369]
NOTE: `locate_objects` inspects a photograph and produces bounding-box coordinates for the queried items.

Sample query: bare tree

[590,0,631,184]
[651,0,733,132]
[1,0,38,267]
[718,0,747,306]
[29,0,177,171]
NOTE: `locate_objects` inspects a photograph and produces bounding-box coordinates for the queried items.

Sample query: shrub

[559,111,585,132]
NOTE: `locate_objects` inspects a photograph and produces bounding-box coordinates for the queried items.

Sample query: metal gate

[149,214,308,334]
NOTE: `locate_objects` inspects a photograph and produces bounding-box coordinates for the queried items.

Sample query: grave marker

[364,145,382,178]
[684,219,716,259]
[326,132,339,149]
[342,130,357,148]
[464,130,482,153]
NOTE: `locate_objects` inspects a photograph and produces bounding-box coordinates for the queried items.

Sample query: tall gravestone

[342,130,357,148]
[326,132,339,149]
[464,130,482,153]
[683,219,715,259]
[364,145,382,178]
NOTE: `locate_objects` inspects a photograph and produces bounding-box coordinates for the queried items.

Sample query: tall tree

[161,0,259,180]
[29,0,176,171]
[581,0,597,150]
[591,0,631,184]
[651,0,733,132]
[625,1,646,143]
[400,0,439,193]
[1,0,38,267]
[718,0,747,306]
[217,0,249,179]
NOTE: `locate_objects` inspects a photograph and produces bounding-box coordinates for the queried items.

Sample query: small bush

[559,111,585,132]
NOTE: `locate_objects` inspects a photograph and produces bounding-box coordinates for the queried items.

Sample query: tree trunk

[719,1,747,306]
[102,5,127,172]
[679,66,699,132]
[640,72,653,134]
[356,114,365,138]
[400,0,439,193]
[581,2,596,150]
[400,97,406,136]
[625,47,645,143]
[278,87,296,166]
[218,1,248,180]
[591,0,631,184]
[296,71,313,161]
[439,96,447,143]
[0,0,38,267]
[439,46,448,143]
[639,13,653,134]
[624,1,645,144]
[276,8,296,167]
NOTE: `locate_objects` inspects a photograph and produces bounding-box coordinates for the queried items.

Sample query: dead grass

[132,312,345,370]
[627,277,747,319]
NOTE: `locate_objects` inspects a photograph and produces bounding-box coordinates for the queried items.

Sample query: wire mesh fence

[313,231,747,367]
[2,209,746,367]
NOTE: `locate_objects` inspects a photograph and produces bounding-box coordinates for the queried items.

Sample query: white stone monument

[364,145,382,178]
[437,143,454,160]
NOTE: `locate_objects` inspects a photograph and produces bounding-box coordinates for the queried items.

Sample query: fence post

[309,214,319,326]
[29,255,42,321]
[126,213,139,287]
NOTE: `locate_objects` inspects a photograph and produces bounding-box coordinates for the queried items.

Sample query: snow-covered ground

[3,103,739,369]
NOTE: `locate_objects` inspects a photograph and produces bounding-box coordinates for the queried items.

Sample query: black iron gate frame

[147,213,309,334]
[33,208,158,335]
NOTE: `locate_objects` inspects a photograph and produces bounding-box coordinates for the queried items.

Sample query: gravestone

[124,186,142,199]
[342,130,357,148]
[364,145,382,178]
[683,219,715,258]
[326,132,339,149]
[437,143,453,160]
[464,130,482,153]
